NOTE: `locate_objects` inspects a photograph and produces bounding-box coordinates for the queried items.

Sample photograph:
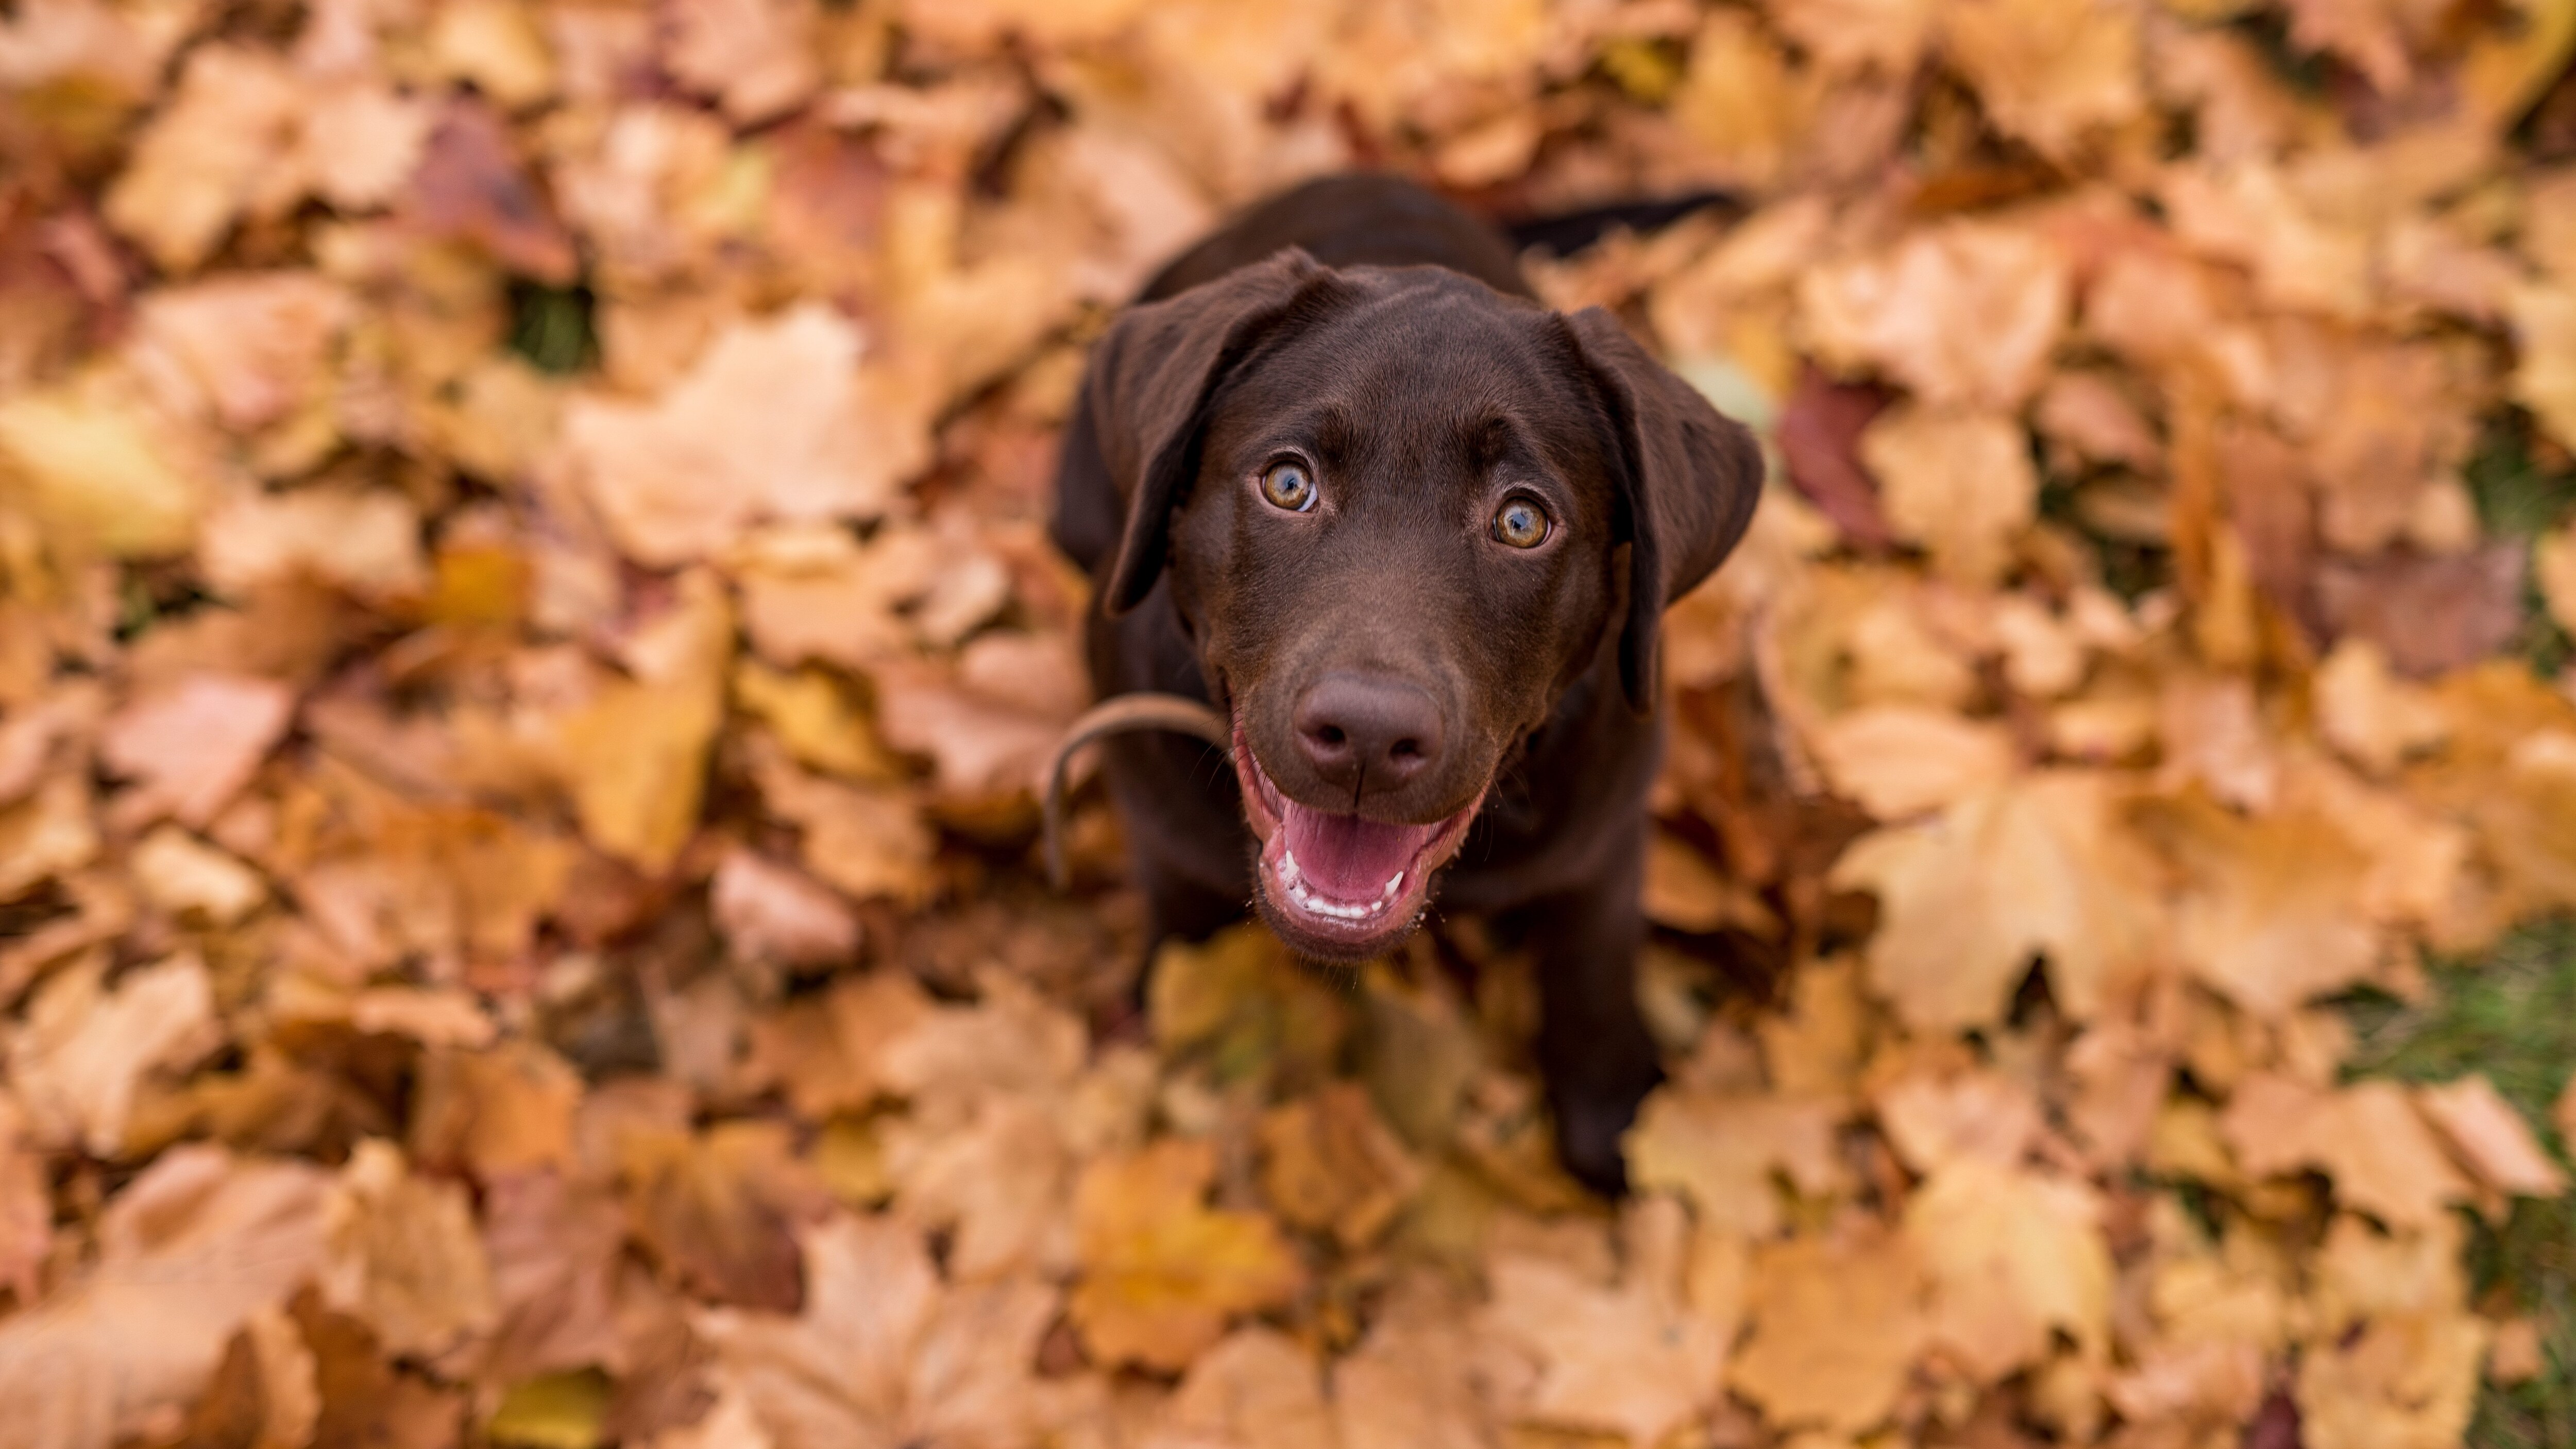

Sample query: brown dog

[1050,175,1764,1192]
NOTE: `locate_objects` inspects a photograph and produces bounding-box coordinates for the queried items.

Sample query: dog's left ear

[1562,306,1766,712]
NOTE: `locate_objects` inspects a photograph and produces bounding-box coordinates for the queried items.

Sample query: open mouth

[1232,718,1484,957]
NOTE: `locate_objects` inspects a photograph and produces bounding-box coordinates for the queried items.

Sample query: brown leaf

[479,1171,628,1383]
[1481,1250,1730,1446]
[1831,772,2163,1029]
[711,848,860,969]
[565,309,926,568]
[2413,1075,2568,1200]
[100,672,295,830]
[622,1122,825,1312]
[11,953,221,1156]
[1256,1084,1422,1250]
[558,571,732,873]
[101,45,304,272]
[0,1147,331,1449]
[2315,544,2530,679]
[1774,368,1895,545]
[1799,218,2071,411]
[694,1213,1061,1449]
[1905,1160,2112,1383]
[1940,0,2143,160]
[1857,406,2039,584]
[399,99,575,282]
[1625,1089,1845,1236]
[319,1140,498,1360]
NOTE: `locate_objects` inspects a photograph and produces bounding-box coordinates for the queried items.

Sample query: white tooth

[1277,849,1301,887]
[1380,873,1403,900]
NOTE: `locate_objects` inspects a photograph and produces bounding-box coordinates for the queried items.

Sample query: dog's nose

[1292,673,1444,795]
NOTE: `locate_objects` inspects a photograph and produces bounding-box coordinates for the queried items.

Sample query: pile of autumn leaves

[7,0,2576,1445]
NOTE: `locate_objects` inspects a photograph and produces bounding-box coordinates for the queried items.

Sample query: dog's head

[1080,249,1763,959]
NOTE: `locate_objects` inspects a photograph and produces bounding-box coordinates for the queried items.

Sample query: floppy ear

[1562,306,1766,712]
[1078,248,1340,615]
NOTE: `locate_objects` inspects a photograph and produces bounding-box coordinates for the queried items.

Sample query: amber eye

[1492,497,1550,549]
[1259,460,1316,512]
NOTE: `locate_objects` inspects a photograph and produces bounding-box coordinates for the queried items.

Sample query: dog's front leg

[1524,828,1665,1197]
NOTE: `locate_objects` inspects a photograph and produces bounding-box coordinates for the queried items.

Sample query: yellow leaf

[1070,1138,1304,1372]
[1906,1160,2113,1383]
[0,388,201,558]
[1726,1224,1928,1434]
[560,571,732,873]
[1625,1089,1844,1237]
[1830,772,2161,1029]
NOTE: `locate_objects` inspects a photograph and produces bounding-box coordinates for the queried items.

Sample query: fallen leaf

[694,1213,1060,1449]
[1809,704,2018,819]
[1940,0,2143,160]
[1257,1084,1422,1250]
[0,1147,330,1448]
[558,572,732,873]
[11,953,221,1156]
[1857,406,2038,584]
[2221,1075,2472,1230]
[566,306,926,568]
[1156,1327,1336,1449]
[1726,1223,1928,1435]
[130,826,267,924]
[0,386,202,557]
[2413,1075,2568,1199]
[1481,1251,1729,1446]
[100,672,295,829]
[1069,1138,1304,1372]
[710,848,860,969]
[622,1122,826,1312]
[664,0,820,124]
[320,1139,499,1360]
[1831,772,2162,1029]
[1800,218,2071,411]
[101,44,304,272]
[1625,1089,1845,1236]
[1905,1159,2112,1382]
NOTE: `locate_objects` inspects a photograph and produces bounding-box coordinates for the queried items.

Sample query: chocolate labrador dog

[1050,174,1762,1192]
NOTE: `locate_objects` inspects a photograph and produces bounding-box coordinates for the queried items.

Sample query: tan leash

[1042,693,1231,889]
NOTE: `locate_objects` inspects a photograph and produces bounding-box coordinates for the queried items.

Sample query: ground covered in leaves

[6,0,2576,1446]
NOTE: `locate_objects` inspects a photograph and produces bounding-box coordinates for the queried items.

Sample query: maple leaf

[99,672,296,830]
[2137,795,2382,1018]
[1799,218,2071,411]
[1809,704,2018,819]
[1905,1159,2113,1383]
[1481,1251,1730,1447]
[711,848,862,969]
[1725,1222,1928,1435]
[1940,0,2143,160]
[1624,1089,1845,1236]
[1831,771,2162,1030]
[1256,1083,1422,1250]
[2219,1074,2472,1230]
[0,1147,331,1449]
[0,386,203,558]
[1069,1138,1305,1372]
[694,1213,1062,1449]
[319,1139,499,1361]
[2412,1074,2568,1200]
[566,305,928,568]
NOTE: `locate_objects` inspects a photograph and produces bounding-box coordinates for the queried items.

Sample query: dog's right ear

[1081,248,1336,616]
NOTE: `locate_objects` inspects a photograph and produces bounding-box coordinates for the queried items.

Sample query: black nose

[1292,673,1444,795]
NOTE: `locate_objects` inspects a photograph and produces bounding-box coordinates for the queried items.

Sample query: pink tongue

[1280,802,1438,901]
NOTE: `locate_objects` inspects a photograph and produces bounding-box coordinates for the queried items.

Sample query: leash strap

[1041,693,1230,889]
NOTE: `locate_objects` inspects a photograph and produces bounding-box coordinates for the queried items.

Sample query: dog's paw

[1550,1075,1656,1198]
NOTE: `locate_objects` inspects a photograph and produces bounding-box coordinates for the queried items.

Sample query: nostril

[1317,725,1346,747]
[1389,738,1421,761]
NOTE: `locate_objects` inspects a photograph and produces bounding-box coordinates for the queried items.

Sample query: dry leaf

[1726,1224,1927,1435]
[1069,1138,1304,1372]
[1626,1089,1845,1236]
[1482,1251,1729,1446]
[1905,1160,2112,1382]
[2221,1075,2472,1230]
[1810,705,2018,819]
[566,305,927,567]
[320,1139,500,1360]
[0,1147,330,1449]
[1831,772,2161,1029]
[11,953,220,1155]
[1857,406,2038,584]
[2413,1075,2568,1200]
[1801,219,2071,411]
[100,672,295,830]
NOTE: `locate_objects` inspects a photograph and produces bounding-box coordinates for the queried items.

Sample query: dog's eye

[1491,497,1551,549]
[1259,461,1316,512]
